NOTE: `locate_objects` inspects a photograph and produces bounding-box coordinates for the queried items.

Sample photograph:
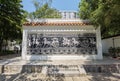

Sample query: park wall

[102,35,120,53]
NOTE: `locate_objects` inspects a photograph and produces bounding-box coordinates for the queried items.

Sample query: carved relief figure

[80,38,89,48]
[29,34,36,48]
[90,37,96,45]
[35,39,39,47]
[71,38,79,46]
[43,38,51,47]
[51,38,59,47]
[27,33,97,55]
[28,39,31,47]
[62,37,71,47]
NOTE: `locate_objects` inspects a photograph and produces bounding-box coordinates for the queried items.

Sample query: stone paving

[0,55,120,81]
[0,73,120,81]
[0,56,120,66]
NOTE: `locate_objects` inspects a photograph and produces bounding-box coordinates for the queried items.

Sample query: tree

[0,0,25,51]
[78,0,120,38]
[32,0,52,10]
[28,0,61,19]
[78,0,99,19]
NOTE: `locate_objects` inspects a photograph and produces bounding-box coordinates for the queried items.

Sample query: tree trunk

[5,39,8,51]
[0,39,3,52]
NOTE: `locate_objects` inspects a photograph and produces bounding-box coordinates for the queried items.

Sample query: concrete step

[0,64,120,75]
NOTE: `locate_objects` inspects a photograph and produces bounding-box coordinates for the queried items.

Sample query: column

[96,27,103,59]
[22,30,28,60]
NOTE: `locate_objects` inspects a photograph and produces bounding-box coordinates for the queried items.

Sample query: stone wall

[22,23,102,60]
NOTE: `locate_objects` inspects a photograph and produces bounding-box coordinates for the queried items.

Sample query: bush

[103,53,110,56]
[0,50,15,56]
[116,47,120,57]
[108,47,120,58]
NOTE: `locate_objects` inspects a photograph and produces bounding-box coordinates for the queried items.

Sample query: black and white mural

[27,33,97,55]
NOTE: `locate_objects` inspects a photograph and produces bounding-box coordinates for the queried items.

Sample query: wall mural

[27,33,97,55]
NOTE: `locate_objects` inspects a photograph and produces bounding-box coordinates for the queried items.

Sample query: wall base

[23,55,103,60]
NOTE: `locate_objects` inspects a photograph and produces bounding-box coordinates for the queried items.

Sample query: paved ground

[0,55,120,81]
[0,56,120,66]
[0,73,120,81]
[0,54,120,65]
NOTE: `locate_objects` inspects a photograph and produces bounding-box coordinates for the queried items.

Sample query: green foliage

[78,0,99,19]
[78,0,120,38]
[116,47,120,54]
[0,0,25,51]
[0,50,15,56]
[28,0,61,19]
[103,53,110,57]
[108,47,120,57]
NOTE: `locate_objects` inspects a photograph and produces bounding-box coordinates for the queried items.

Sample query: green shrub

[103,53,110,56]
[116,47,120,57]
[108,47,120,57]
[0,50,15,56]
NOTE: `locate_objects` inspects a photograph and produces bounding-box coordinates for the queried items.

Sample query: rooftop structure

[59,11,78,19]
[23,19,90,26]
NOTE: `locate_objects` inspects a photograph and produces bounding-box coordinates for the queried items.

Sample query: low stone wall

[0,64,119,75]
[1,65,22,74]
[0,65,2,74]
[21,65,42,73]
[83,64,120,73]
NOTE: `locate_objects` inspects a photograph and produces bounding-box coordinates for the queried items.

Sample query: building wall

[102,36,120,53]
[59,11,78,19]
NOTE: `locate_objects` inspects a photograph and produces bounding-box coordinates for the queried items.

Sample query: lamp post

[112,38,116,58]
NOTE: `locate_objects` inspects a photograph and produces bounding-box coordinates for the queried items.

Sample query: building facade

[59,11,78,19]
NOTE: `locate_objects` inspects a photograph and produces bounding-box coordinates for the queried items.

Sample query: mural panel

[27,33,97,55]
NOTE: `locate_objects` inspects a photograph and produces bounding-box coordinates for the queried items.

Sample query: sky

[22,0,80,12]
